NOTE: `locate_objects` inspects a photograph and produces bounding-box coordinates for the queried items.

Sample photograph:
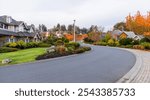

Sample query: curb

[117,49,142,83]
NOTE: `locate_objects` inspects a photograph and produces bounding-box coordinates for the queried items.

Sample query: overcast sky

[0,0,150,30]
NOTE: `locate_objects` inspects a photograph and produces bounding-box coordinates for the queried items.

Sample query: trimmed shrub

[120,45,133,48]
[0,47,19,53]
[74,46,91,54]
[94,41,107,46]
[65,42,80,49]
[55,40,64,46]
[16,40,26,49]
[61,37,69,43]
[9,42,17,48]
[4,42,17,48]
[140,37,150,43]
[26,42,38,48]
[84,37,94,43]
[36,46,91,60]
[74,47,85,54]
[82,46,91,51]
[133,45,145,50]
[119,38,133,45]
[141,42,150,49]
[132,40,140,45]
[115,41,120,46]
[108,39,115,46]
[67,46,75,52]
[55,46,67,54]
[38,42,51,47]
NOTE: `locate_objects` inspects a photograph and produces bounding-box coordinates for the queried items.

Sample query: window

[8,36,16,43]
[4,25,8,29]
[0,23,3,28]
[25,38,30,43]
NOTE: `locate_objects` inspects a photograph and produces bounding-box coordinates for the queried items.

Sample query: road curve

[0,45,136,83]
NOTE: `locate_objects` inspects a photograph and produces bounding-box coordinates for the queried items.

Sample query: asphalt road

[0,45,136,83]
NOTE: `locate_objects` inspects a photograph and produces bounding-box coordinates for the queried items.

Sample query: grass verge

[0,48,46,66]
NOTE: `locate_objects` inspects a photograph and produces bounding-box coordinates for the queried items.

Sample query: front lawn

[0,48,46,66]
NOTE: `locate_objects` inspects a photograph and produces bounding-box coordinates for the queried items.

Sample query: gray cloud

[0,0,150,30]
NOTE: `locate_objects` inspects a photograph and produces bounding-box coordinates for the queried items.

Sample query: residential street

[0,45,136,83]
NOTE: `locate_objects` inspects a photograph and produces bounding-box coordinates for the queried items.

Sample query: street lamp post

[73,20,76,42]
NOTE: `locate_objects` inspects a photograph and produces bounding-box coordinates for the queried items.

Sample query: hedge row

[0,47,19,53]
[4,41,51,49]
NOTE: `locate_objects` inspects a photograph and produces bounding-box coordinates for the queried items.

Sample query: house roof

[122,31,137,38]
[0,16,22,26]
[111,30,122,35]
[0,29,35,37]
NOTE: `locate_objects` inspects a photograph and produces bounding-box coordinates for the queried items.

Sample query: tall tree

[60,25,67,31]
[126,11,150,35]
[56,23,61,31]
[113,22,128,31]
[67,24,73,34]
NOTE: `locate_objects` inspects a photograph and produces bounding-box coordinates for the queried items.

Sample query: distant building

[110,30,143,40]
[0,15,40,46]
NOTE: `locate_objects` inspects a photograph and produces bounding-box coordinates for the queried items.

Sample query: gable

[119,32,127,39]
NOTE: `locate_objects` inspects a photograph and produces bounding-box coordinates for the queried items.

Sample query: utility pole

[73,20,76,42]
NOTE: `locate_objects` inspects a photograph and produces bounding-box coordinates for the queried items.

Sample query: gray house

[110,30,144,40]
[0,15,40,46]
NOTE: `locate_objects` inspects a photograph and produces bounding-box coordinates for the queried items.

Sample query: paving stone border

[117,48,150,83]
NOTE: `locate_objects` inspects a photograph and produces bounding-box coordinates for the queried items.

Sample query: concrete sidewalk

[117,49,150,83]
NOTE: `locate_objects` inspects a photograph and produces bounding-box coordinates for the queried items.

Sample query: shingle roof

[0,16,22,26]
[112,30,122,35]
[0,29,35,37]
[122,31,137,38]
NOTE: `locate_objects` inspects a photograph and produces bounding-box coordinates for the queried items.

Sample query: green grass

[0,48,47,66]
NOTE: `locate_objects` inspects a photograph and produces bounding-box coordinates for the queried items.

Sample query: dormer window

[6,16,12,23]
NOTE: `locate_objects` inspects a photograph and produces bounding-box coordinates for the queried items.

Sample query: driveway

[0,45,136,83]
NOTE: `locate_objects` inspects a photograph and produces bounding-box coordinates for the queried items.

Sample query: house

[119,31,142,40]
[0,15,40,46]
[111,30,143,40]
[110,30,122,40]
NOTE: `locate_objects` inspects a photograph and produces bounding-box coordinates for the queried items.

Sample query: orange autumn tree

[126,11,150,38]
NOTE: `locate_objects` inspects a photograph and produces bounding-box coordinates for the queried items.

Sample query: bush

[103,33,111,42]
[26,42,38,48]
[141,42,150,49]
[115,41,120,46]
[140,37,150,43]
[0,47,19,53]
[65,42,80,49]
[36,46,91,60]
[120,45,133,48]
[38,42,51,47]
[82,46,92,51]
[84,38,94,43]
[74,47,85,54]
[132,40,140,45]
[74,46,91,54]
[43,36,58,45]
[67,46,75,52]
[94,41,107,46]
[16,40,26,49]
[119,38,133,45]
[133,45,145,50]
[55,46,67,54]
[61,37,69,43]
[55,40,64,46]
[4,42,17,48]
[108,39,115,46]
